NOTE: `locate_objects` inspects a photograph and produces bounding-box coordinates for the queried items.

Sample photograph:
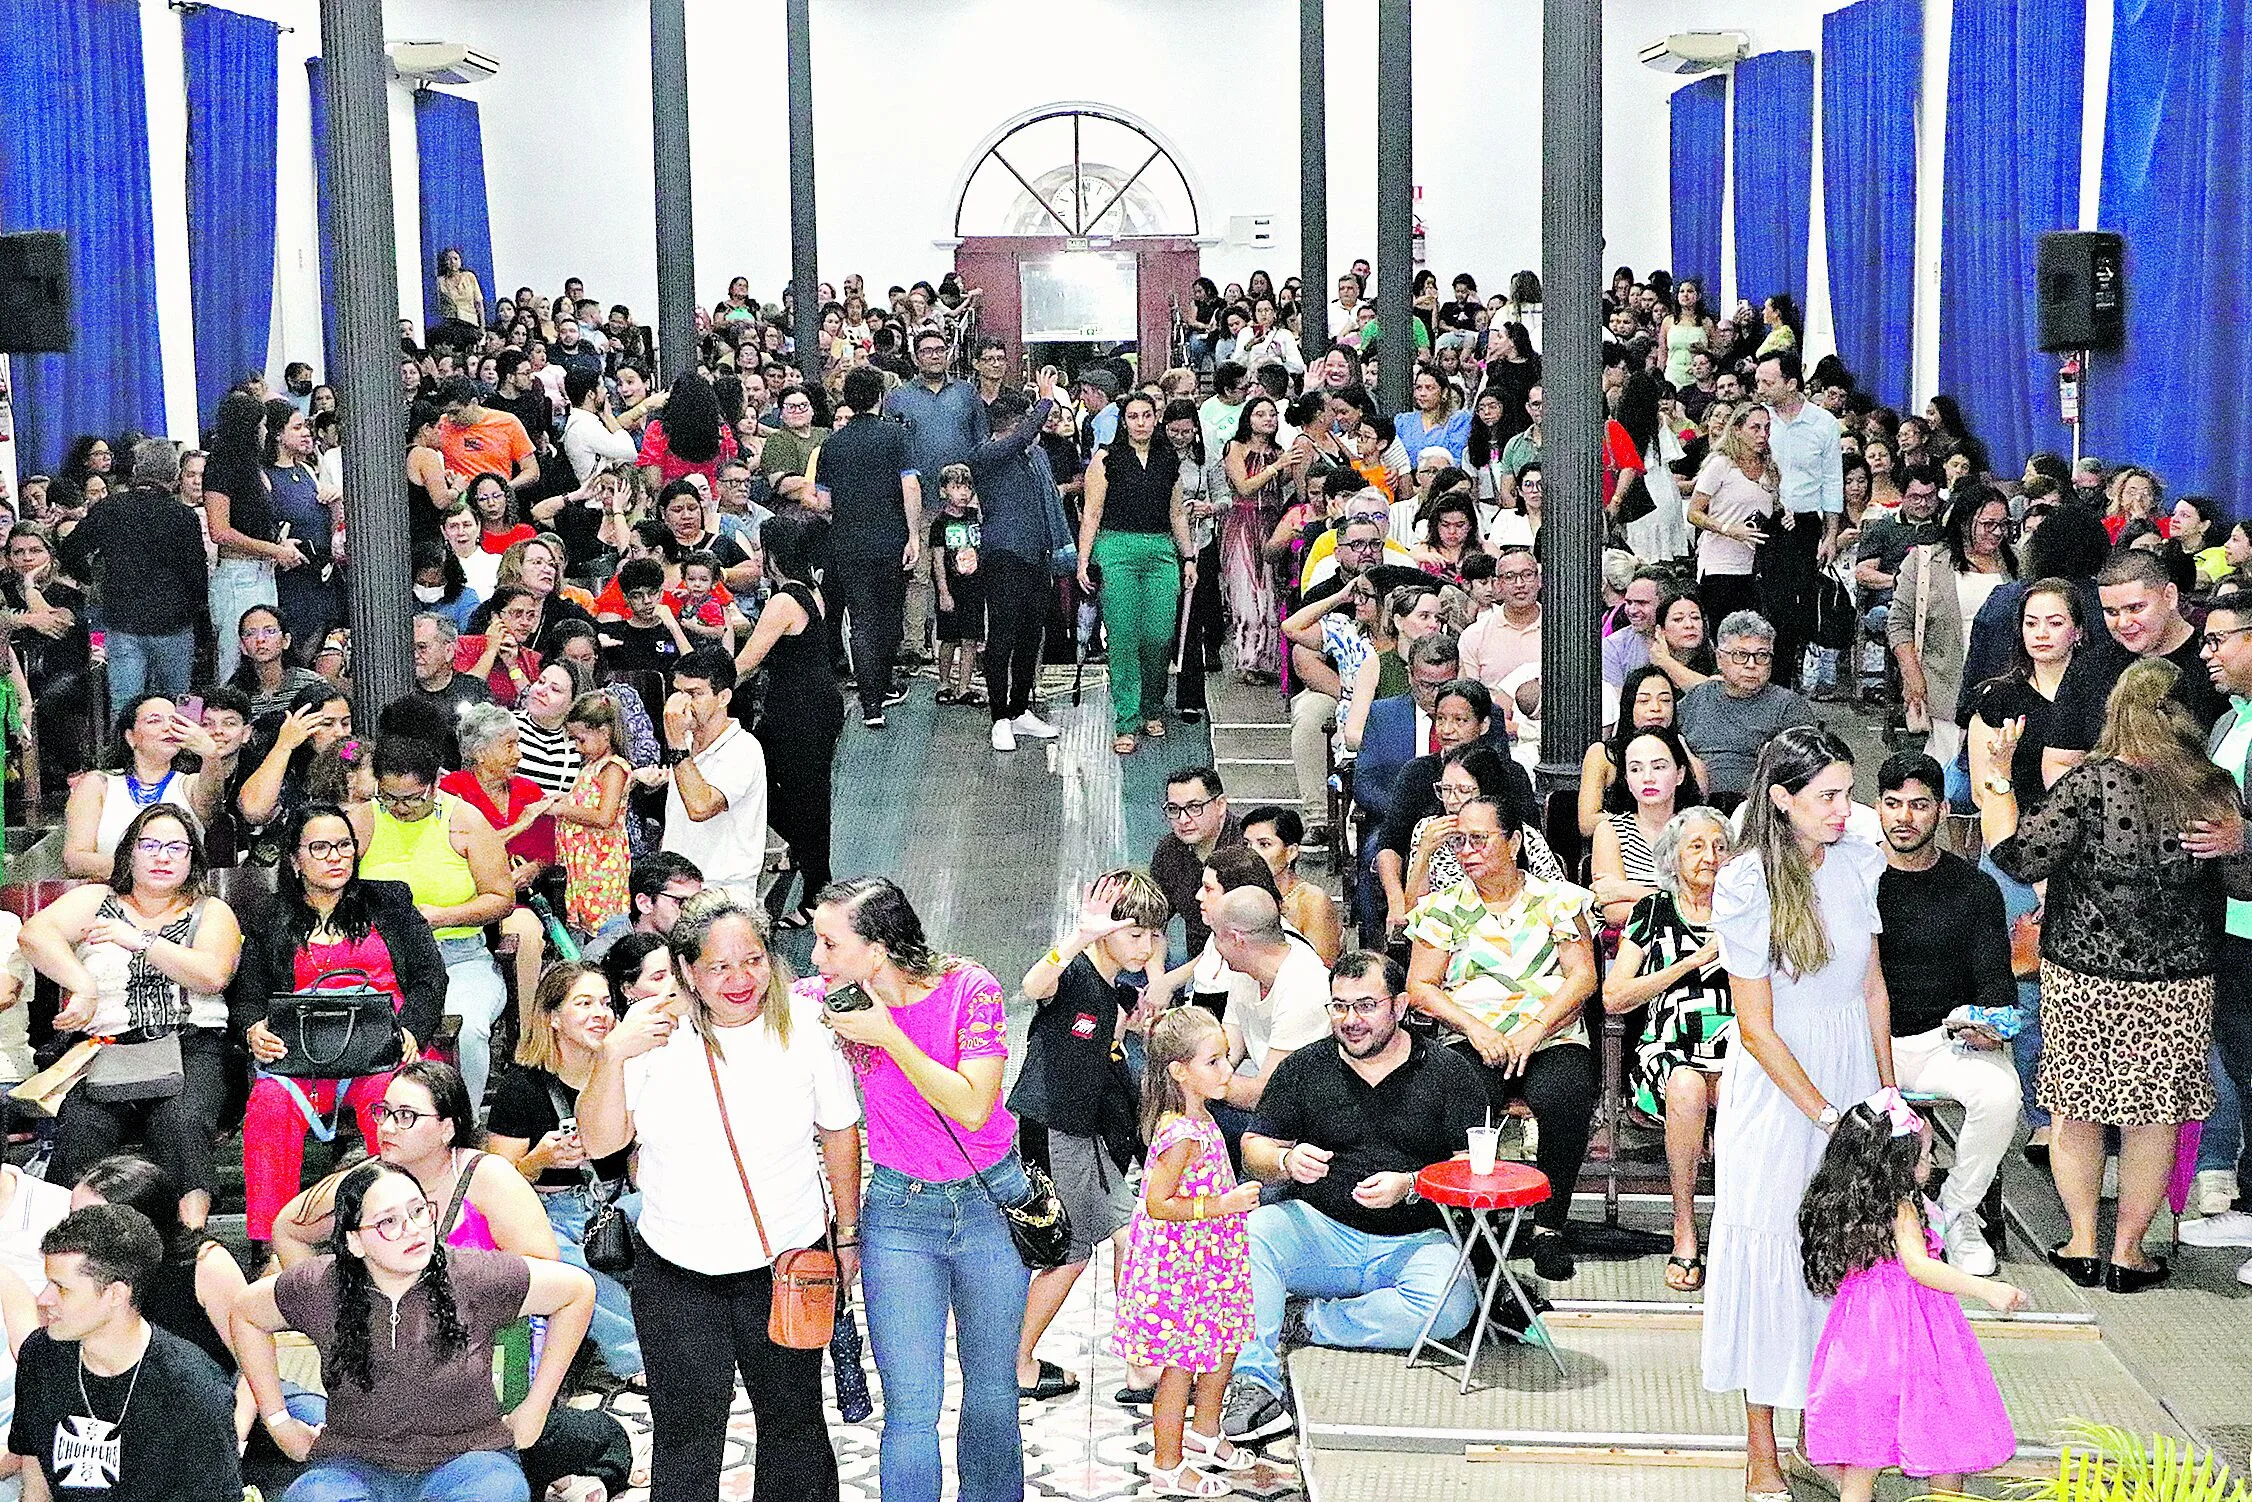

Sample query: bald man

[1211,887,1335,1112]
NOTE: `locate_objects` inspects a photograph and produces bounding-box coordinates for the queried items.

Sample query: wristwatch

[1982,776,2014,797]
[1816,1103,1841,1130]
[1402,1181,1422,1206]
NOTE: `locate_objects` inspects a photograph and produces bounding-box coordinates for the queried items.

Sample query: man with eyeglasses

[2183,591,2252,1273]
[1282,515,1391,830]
[1499,386,1544,509]
[883,328,987,666]
[1149,767,1244,957]
[1460,547,1544,739]
[1223,950,1485,1446]
[1676,610,1820,804]
[581,852,704,963]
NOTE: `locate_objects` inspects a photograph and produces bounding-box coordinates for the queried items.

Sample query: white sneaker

[990,719,1018,753]
[2195,1169,2241,1218]
[2180,1209,2252,1247]
[1942,1212,1998,1277]
[1012,711,1060,740]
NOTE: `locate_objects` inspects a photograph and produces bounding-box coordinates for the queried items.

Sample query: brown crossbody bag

[703,1037,838,1348]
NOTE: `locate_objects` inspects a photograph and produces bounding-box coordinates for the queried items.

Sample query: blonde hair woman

[1702,725,1892,1500]
[1980,658,2252,1295]
[1340,583,1447,750]
[1686,402,1777,627]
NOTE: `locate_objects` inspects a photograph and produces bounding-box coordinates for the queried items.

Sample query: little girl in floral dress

[1115,1008,1260,1497]
[548,693,631,934]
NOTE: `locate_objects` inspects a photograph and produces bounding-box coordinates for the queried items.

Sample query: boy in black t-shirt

[1007,869,1172,1403]
[9,1205,240,1502]
[598,558,690,683]
[930,462,987,707]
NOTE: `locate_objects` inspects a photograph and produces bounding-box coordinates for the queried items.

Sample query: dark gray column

[1374,0,1413,420]
[786,0,821,389]
[1537,0,1603,783]
[317,0,408,714]
[650,0,696,381]
[1299,0,1328,354]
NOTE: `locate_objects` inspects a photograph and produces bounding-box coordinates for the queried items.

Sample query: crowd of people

[0,246,2245,1502]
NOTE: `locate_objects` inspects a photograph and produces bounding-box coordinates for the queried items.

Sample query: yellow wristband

[1044,947,1067,969]
[1193,1194,1208,1220]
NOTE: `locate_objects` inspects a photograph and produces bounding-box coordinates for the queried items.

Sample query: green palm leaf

[1912,1422,2249,1501]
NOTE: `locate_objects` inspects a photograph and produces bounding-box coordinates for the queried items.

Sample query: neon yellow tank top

[362,793,481,939]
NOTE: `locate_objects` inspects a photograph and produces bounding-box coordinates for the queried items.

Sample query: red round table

[1404,1159,1564,1391]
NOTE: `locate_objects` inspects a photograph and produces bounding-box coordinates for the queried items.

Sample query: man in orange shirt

[433,376,540,495]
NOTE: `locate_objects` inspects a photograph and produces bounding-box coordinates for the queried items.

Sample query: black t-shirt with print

[9,1324,241,1502]
[1006,954,1139,1157]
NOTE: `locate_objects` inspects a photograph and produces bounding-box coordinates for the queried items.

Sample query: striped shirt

[512,714,581,796]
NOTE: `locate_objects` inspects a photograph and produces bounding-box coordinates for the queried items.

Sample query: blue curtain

[1670,76,1727,291]
[306,58,336,378]
[0,0,165,470]
[1731,50,1815,314]
[1822,0,1921,408]
[1939,0,2084,473]
[414,90,497,334]
[183,5,280,428]
[2087,0,2252,508]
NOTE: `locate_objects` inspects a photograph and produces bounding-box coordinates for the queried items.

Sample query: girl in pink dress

[1799,1089,2027,1501]
[1114,1009,1259,1497]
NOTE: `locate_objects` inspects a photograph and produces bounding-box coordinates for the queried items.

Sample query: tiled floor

[587,1251,1302,1501]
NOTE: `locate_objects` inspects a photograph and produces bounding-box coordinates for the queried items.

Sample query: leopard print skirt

[2036,961,2216,1126]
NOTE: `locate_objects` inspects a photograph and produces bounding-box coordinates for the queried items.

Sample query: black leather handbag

[265,969,405,1079]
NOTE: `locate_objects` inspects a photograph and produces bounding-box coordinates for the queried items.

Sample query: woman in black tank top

[73,1154,242,1375]
[733,513,846,926]
[1077,392,1196,753]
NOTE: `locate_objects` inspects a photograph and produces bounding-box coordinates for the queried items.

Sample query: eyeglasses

[1432,781,1478,802]
[134,838,192,859]
[1162,797,1218,822]
[1339,538,1384,552]
[1497,568,1541,585]
[2202,625,2252,651]
[373,1103,434,1131]
[1720,648,1775,665]
[360,1199,437,1243]
[1456,830,1511,849]
[300,838,356,861]
[1323,998,1392,1020]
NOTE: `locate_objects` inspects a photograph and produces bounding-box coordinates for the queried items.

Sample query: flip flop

[1144,719,1167,738]
[1664,1255,1705,1292]
[1019,1359,1080,1402]
[1113,734,1138,755]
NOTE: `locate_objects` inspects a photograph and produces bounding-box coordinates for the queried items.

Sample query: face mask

[413,584,445,604]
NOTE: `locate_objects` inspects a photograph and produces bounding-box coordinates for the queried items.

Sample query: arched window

[953,106,1200,239]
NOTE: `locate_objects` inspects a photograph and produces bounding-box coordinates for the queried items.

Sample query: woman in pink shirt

[812,877,1031,1502]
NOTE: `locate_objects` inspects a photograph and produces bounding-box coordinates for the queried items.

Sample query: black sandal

[1664,1255,1706,1292]
[1020,1359,1080,1401]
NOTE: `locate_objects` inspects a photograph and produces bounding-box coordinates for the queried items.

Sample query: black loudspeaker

[0,232,72,355]
[2037,230,2125,352]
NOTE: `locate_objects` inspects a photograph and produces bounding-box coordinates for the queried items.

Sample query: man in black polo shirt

[1223,951,1483,1444]
[1873,752,2019,1276]
[816,367,922,728]
[2045,549,2227,785]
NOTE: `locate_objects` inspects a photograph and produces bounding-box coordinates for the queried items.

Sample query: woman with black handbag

[231,802,446,1263]
[18,805,243,1231]
[487,961,645,1386]
[578,894,862,1502]
[811,877,1060,1502]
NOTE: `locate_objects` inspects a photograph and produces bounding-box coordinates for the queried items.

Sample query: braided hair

[326,1162,470,1392]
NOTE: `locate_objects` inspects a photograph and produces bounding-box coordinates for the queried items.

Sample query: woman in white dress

[1703,724,1894,1502]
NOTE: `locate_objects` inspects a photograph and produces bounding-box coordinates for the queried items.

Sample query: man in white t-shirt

[661,650,770,904]
[1211,888,1333,1113]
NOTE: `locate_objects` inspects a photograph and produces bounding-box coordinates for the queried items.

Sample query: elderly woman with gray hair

[438,701,556,1008]
[1603,805,1733,1291]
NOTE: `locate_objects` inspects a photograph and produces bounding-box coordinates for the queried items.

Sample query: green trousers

[1093,531,1182,734]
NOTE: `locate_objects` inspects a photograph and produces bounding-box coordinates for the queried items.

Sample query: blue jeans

[105,629,195,714]
[437,936,506,1111]
[1981,852,2049,1130]
[860,1158,1033,1502]
[209,556,278,683]
[284,1450,526,1502]
[1236,1197,1476,1397]
[544,1183,644,1378]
